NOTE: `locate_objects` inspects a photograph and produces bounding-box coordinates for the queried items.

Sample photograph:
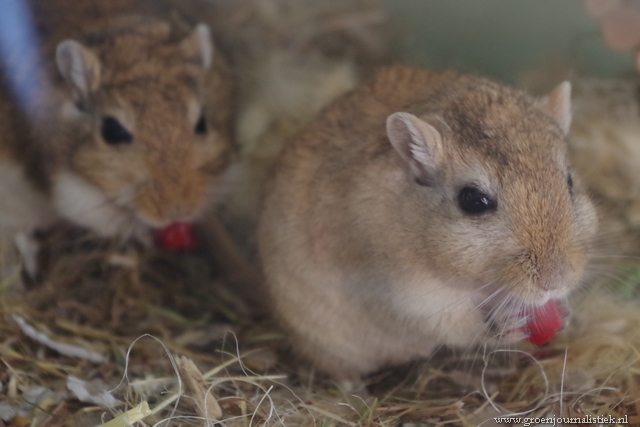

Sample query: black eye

[194,112,207,135]
[101,116,132,145]
[458,187,497,215]
[75,100,88,113]
[567,174,573,195]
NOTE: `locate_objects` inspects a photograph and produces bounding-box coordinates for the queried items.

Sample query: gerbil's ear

[386,112,443,186]
[56,40,101,100]
[539,81,571,135]
[181,23,214,70]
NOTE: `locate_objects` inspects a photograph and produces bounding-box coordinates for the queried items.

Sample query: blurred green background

[382,0,636,83]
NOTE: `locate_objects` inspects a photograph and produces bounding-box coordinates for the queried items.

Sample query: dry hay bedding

[0,222,638,427]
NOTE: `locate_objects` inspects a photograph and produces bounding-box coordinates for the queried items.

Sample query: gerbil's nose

[538,257,576,292]
[517,249,578,293]
[138,197,199,228]
[167,203,193,223]
[135,175,207,227]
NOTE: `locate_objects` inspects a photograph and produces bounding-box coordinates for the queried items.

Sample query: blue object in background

[0,0,47,112]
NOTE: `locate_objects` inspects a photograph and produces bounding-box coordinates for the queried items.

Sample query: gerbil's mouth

[519,300,567,345]
[485,299,570,346]
[152,222,198,251]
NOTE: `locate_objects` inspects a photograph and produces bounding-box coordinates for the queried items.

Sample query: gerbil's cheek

[195,132,232,176]
[52,172,132,237]
[575,194,598,241]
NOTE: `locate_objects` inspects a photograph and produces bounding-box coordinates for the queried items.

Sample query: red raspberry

[522,300,563,346]
[154,222,198,251]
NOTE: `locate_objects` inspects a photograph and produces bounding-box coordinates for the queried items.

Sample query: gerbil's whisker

[582,268,639,294]
[588,254,640,261]
[475,285,510,313]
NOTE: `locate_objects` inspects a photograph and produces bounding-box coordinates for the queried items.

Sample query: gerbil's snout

[539,257,575,292]
[516,250,581,295]
[133,157,212,227]
[126,107,225,228]
[501,169,593,302]
[135,180,208,227]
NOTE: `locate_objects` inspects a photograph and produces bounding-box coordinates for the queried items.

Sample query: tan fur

[0,0,233,237]
[257,66,597,380]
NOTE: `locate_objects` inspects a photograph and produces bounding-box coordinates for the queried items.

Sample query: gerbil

[0,0,233,239]
[257,66,597,380]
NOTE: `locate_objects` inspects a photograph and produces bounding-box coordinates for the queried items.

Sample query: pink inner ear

[386,112,445,187]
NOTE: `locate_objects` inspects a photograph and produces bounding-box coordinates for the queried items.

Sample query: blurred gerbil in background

[0,0,233,242]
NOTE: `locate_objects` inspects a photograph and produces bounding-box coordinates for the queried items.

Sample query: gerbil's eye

[567,174,573,195]
[75,100,88,113]
[458,187,496,215]
[194,112,207,135]
[101,116,132,145]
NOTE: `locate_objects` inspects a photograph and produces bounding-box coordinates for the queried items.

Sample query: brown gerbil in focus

[257,66,597,381]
